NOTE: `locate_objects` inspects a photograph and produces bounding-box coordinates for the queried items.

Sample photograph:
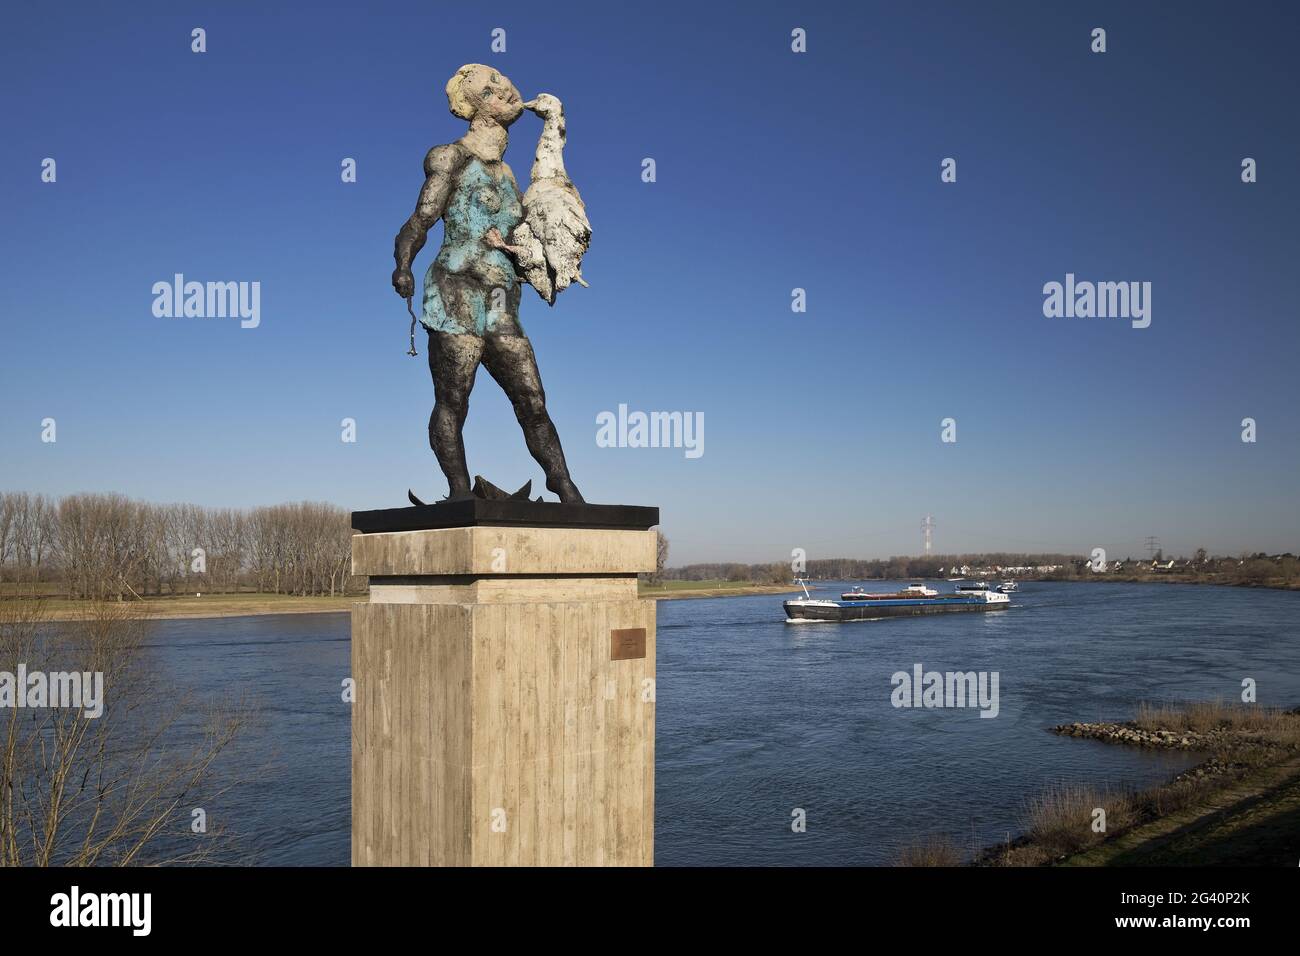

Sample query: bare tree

[0,597,247,865]
[641,531,669,587]
[0,494,17,588]
[7,494,55,589]
[1,492,360,601]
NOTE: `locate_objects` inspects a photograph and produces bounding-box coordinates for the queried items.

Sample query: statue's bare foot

[548,478,585,504]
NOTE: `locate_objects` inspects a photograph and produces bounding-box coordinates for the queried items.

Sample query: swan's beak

[521,98,539,112]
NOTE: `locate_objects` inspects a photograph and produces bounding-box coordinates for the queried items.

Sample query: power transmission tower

[1145,535,1160,559]
[922,515,934,555]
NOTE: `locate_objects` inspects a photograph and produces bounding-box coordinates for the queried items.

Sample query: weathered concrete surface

[351,526,655,866]
[353,527,656,578]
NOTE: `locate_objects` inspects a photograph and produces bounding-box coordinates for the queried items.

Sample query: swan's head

[522,93,563,119]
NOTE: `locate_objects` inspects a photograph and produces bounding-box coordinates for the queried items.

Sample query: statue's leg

[428,331,484,500]
[481,334,584,504]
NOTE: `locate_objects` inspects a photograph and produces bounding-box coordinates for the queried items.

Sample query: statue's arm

[391,145,464,297]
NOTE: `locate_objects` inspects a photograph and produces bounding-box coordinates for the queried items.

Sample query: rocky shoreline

[1052,720,1223,750]
[951,707,1300,866]
[1050,719,1292,784]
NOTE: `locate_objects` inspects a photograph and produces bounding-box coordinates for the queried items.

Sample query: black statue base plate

[352,499,659,534]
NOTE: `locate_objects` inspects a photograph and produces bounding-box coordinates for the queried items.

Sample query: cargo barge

[784,581,1010,622]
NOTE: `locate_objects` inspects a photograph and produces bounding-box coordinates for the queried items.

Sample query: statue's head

[445,64,524,126]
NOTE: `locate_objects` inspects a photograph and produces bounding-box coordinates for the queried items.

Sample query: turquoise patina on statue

[422,156,525,335]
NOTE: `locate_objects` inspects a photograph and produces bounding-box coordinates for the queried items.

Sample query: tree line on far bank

[665,554,1076,584]
[0,491,359,600]
[666,551,1300,587]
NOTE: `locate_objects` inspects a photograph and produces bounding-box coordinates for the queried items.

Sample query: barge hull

[784,601,1009,622]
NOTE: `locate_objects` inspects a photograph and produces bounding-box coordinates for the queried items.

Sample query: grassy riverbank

[638,580,803,600]
[27,593,357,621]
[1061,755,1300,866]
[15,579,801,620]
[896,701,1300,867]
[1062,572,1300,591]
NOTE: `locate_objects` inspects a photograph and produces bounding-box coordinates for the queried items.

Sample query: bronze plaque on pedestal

[610,627,646,661]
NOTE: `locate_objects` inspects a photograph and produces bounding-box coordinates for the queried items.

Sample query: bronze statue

[392,64,590,504]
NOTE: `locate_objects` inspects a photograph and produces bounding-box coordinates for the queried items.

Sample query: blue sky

[2,1,1297,564]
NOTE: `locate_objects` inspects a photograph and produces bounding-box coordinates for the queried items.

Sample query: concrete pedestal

[350,523,656,866]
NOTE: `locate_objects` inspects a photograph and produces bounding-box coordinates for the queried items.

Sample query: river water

[147,581,1300,865]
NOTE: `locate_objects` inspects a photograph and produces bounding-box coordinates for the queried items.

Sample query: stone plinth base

[350,522,656,867]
